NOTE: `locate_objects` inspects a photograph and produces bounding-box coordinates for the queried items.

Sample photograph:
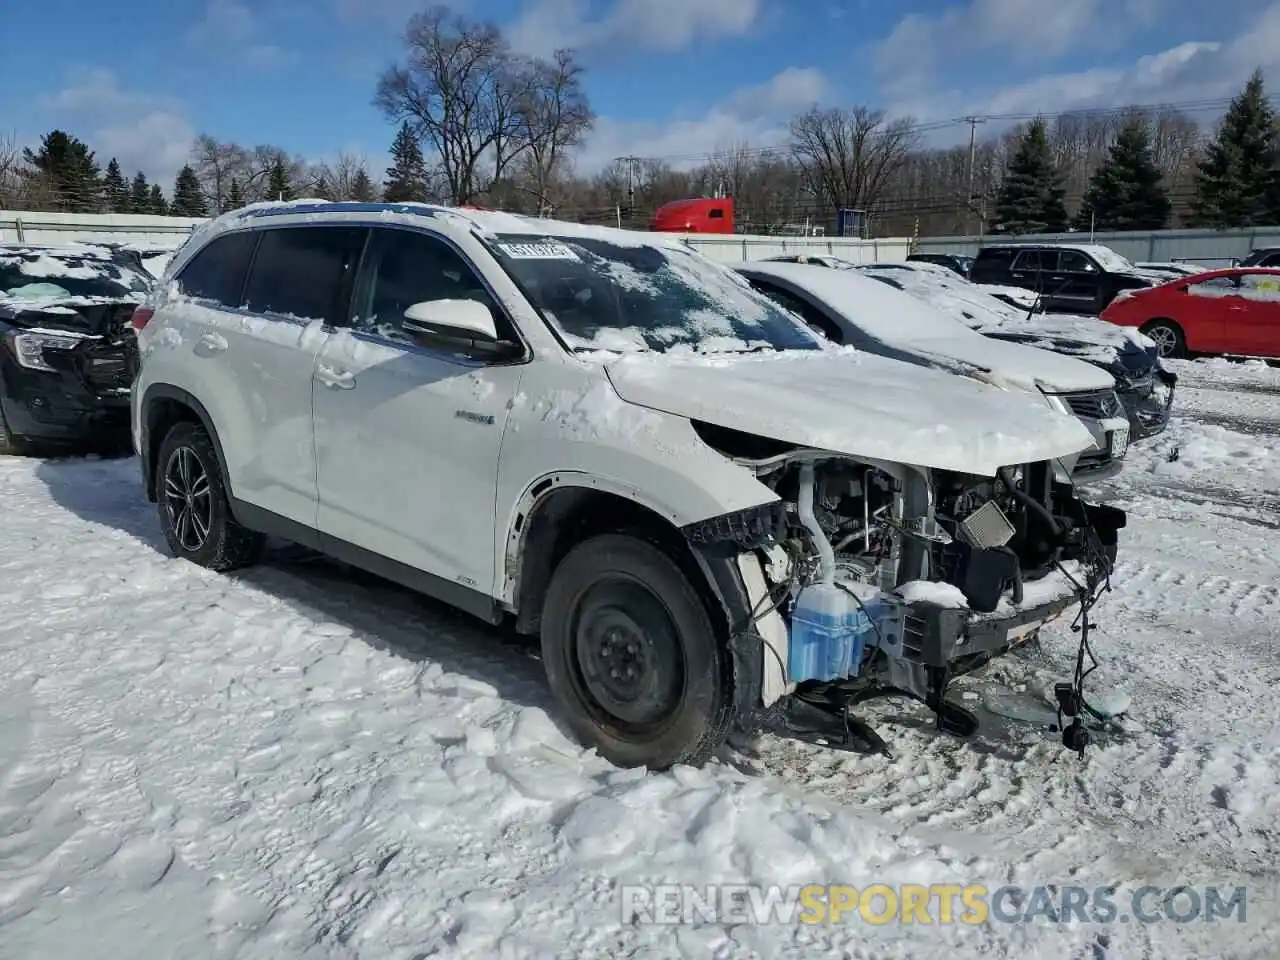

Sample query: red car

[1101,267,1280,359]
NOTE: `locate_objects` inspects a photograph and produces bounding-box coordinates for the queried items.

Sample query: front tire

[156,421,264,571]
[540,534,734,769]
[0,405,29,456]
[1141,319,1186,359]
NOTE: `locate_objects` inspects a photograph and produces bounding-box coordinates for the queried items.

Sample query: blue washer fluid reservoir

[787,581,881,683]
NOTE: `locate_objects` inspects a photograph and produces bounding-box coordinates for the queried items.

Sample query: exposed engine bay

[688,449,1127,758]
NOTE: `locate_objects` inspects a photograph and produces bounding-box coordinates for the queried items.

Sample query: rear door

[174,225,367,527]
[1008,249,1049,298]
[1232,272,1280,356]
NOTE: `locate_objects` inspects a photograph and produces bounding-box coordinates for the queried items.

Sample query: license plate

[1110,425,1130,459]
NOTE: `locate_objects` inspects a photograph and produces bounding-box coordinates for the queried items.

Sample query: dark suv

[1240,247,1280,267]
[0,244,150,454]
[969,243,1162,313]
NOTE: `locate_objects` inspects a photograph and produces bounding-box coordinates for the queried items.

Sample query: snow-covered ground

[2,361,1278,959]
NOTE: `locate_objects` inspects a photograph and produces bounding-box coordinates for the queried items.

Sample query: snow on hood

[740,262,1114,393]
[857,263,1151,363]
[602,348,1097,476]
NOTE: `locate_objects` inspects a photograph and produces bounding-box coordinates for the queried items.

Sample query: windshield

[0,250,153,302]
[487,233,823,354]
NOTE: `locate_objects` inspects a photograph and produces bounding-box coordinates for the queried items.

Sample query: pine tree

[149,185,169,215]
[1191,70,1280,228]
[170,165,208,216]
[21,130,102,212]
[313,174,332,200]
[226,178,245,210]
[994,118,1068,234]
[383,122,429,202]
[267,157,293,201]
[103,158,130,213]
[129,171,151,213]
[349,169,377,202]
[1073,118,1171,231]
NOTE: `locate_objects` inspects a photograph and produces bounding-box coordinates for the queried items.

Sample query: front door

[1053,249,1104,312]
[312,226,526,597]
[1231,273,1280,357]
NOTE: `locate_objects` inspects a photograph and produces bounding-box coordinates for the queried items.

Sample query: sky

[3,0,1279,193]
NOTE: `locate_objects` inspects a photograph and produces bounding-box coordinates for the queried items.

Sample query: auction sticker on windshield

[496,241,582,261]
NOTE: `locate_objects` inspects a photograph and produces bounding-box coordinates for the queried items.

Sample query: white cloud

[573,67,828,172]
[872,0,1167,100]
[875,2,1280,145]
[38,70,195,191]
[187,0,295,69]
[508,0,761,59]
[331,0,432,24]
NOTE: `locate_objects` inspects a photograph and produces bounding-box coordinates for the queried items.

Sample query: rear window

[242,227,367,325]
[177,232,258,308]
[974,248,1017,267]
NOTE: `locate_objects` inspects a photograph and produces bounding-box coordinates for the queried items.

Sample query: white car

[733,260,1133,482]
[857,261,1178,443]
[131,201,1125,768]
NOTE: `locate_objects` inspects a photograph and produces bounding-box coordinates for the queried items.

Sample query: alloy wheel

[1146,325,1179,357]
[162,446,213,551]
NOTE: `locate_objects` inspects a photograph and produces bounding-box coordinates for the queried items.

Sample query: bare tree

[314,151,379,201]
[0,131,20,207]
[375,6,523,204]
[789,107,919,220]
[516,49,594,214]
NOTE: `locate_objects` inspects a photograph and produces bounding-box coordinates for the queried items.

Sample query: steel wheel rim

[569,577,686,736]
[163,446,213,551]
[1147,325,1177,356]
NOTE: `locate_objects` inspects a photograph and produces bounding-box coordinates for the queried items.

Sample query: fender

[138,383,231,505]
[498,469,754,608]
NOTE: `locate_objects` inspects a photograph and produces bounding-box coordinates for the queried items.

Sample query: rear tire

[1140,319,1186,359]
[540,534,734,769]
[156,421,264,571]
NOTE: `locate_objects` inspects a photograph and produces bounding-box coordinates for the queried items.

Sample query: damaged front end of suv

[683,427,1126,756]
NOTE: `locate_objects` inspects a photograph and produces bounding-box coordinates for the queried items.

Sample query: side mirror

[403,298,498,342]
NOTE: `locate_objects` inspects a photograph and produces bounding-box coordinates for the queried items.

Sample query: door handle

[195,333,228,356]
[315,364,356,390]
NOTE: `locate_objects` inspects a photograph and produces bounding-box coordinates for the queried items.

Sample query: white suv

[132,202,1126,768]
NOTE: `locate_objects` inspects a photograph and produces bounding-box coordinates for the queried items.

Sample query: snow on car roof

[209,199,688,250]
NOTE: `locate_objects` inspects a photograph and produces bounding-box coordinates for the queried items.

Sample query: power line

[619,93,1276,168]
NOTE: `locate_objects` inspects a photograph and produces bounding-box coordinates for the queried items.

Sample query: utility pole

[616,155,640,214]
[964,116,987,238]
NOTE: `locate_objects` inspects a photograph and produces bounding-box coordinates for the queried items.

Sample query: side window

[1186,276,1239,298]
[243,227,367,325]
[749,279,843,344]
[175,231,258,307]
[353,228,509,346]
[1237,274,1280,302]
[1058,251,1097,273]
[974,248,1017,269]
[1261,253,1280,267]
[1013,250,1052,271]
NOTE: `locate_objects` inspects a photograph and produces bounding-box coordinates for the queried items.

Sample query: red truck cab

[649,197,735,234]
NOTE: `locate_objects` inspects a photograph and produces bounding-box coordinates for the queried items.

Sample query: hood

[894,334,1115,393]
[977,314,1158,369]
[1115,267,1169,285]
[0,293,140,337]
[602,349,1097,476]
